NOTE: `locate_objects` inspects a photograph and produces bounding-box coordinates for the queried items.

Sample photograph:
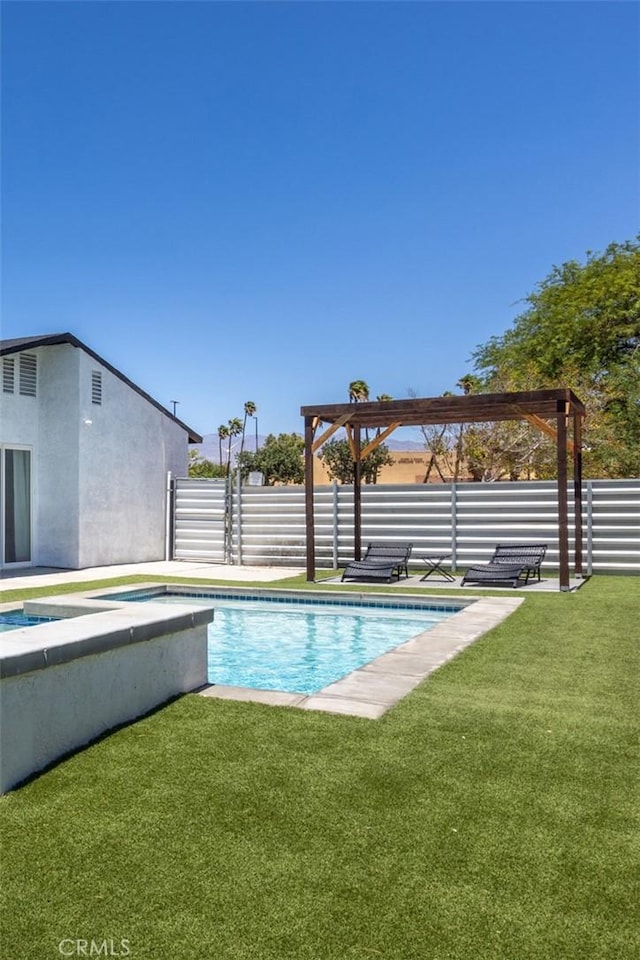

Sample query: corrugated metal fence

[173,477,639,573]
[173,477,228,562]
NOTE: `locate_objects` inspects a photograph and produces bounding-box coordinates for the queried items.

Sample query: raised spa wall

[0,595,213,793]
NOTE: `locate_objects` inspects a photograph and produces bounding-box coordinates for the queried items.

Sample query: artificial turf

[1,576,638,959]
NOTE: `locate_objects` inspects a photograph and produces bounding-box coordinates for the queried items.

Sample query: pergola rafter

[301,388,585,591]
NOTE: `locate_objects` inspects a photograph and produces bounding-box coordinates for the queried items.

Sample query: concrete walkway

[0,560,305,593]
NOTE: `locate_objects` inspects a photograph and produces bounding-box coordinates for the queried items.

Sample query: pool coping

[0,594,214,678]
[72,582,524,720]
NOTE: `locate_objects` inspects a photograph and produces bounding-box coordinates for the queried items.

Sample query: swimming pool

[0,611,61,633]
[99,589,463,695]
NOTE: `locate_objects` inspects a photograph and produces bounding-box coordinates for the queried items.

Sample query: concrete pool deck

[0,559,584,594]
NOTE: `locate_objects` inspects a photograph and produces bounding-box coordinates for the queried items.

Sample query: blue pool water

[102,589,461,695]
[0,611,61,633]
[208,599,453,694]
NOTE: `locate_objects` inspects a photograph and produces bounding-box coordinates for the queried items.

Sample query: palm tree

[240,401,257,457]
[348,380,371,443]
[454,375,481,480]
[217,424,229,467]
[348,380,370,403]
[375,393,393,437]
[226,417,243,475]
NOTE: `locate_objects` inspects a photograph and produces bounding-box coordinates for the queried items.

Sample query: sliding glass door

[2,447,32,565]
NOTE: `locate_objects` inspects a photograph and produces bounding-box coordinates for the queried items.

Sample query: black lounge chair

[340,559,399,583]
[461,543,547,588]
[341,542,413,583]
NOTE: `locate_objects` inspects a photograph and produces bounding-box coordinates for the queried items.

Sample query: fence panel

[173,477,228,562]
[588,479,640,572]
[176,478,639,573]
[455,481,566,568]
[229,485,336,567]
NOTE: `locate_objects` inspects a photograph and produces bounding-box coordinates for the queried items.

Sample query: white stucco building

[0,333,201,571]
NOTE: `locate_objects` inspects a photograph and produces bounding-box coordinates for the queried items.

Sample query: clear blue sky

[3,1,638,440]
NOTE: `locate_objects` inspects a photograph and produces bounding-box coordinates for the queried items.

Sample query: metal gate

[172,477,229,562]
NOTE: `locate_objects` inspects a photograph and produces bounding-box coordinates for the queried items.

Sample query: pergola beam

[311,414,352,453]
[360,422,402,459]
[344,424,357,460]
[302,389,585,430]
[523,412,575,455]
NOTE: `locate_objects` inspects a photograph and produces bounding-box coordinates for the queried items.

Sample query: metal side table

[419,554,455,582]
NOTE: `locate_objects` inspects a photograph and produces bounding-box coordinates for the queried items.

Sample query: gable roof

[0,333,202,442]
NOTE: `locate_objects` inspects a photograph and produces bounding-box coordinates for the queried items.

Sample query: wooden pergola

[301,388,585,591]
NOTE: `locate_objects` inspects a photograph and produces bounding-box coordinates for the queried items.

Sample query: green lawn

[1,576,638,960]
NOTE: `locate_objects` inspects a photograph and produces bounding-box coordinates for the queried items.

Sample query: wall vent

[91,370,103,405]
[3,357,15,393]
[19,354,37,397]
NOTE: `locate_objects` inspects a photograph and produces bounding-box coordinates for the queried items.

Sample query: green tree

[236,433,305,486]
[410,381,548,482]
[418,421,452,482]
[461,419,549,481]
[593,356,640,475]
[453,375,484,480]
[457,374,482,396]
[408,387,455,482]
[452,375,551,481]
[188,450,227,479]
[318,438,394,484]
[472,238,640,477]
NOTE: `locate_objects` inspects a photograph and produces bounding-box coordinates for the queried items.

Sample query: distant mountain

[192,433,424,463]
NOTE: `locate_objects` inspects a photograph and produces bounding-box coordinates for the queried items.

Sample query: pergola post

[573,413,584,577]
[304,415,315,582]
[557,404,570,591]
[353,424,362,561]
